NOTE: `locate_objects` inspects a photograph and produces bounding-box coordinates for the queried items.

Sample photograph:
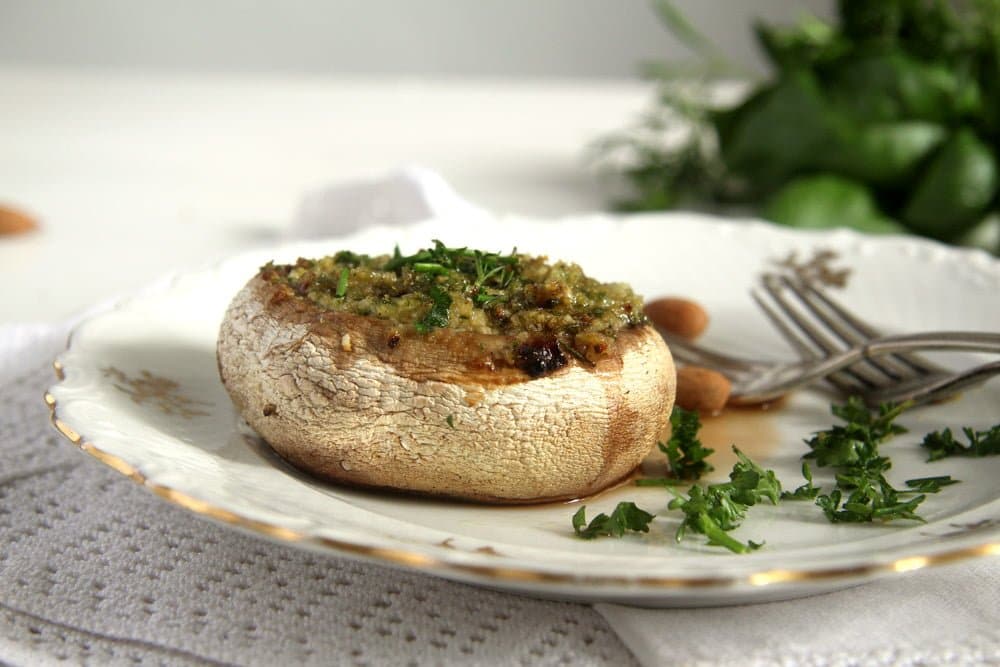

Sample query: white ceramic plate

[47,213,1000,607]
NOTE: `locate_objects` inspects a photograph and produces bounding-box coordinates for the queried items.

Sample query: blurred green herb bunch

[597,0,1000,252]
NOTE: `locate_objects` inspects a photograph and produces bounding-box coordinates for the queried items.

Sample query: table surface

[0,64,649,324]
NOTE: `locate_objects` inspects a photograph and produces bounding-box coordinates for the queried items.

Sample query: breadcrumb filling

[261,242,647,368]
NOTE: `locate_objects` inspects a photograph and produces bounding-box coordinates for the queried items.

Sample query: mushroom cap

[217,274,676,503]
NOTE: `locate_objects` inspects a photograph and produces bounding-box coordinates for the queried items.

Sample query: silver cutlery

[659,330,1000,406]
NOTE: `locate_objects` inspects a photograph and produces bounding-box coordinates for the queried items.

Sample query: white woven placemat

[0,324,637,666]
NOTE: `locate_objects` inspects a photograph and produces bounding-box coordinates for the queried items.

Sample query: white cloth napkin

[3,168,997,666]
[290,165,489,240]
[596,561,1000,667]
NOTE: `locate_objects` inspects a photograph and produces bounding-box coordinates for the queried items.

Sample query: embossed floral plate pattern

[47,213,1000,607]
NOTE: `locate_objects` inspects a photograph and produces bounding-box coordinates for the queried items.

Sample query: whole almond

[644,297,709,339]
[0,204,39,236]
[675,365,732,414]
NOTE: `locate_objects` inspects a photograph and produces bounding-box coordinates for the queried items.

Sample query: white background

[1,0,832,78]
[1,1,832,323]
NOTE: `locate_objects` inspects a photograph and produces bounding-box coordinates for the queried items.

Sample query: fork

[866,359,1000,406]
[751,274,1000,406]
[659,330,1000,406]
[753,274,948,401]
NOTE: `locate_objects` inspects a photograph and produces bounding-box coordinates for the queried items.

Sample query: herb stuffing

[261,241,646,374]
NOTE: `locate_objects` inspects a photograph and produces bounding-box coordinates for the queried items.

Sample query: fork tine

[758,274,906,391]
[750,287,817,359]
[752,281,872,396]
[793,278,946,377]
[778,276,922,382]
[863,359,1000,407]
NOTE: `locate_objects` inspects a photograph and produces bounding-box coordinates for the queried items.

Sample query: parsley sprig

[572,448,781,554]
[803,398,955,523]
[654,406,714,481]
[780,462,819,500]
[920,425,1000,461]
[575,403,782,553]
[572,502,655,539]
[667,447,780,553]
[633,406,713,488]
[803,398,908,468]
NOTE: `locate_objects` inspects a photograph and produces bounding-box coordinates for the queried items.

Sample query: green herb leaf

[384,239,518,283]
[668,485,757,554]
[595,1,1000,247]
[572,503,655,540]
[904,475,960,493]
[781,462,820,500]
[803,397,907,468]
[807,398,930,523]
[729,447,782,506]
[658,406,714,480]
[332,250,368,267]
[335,267,350,298]
[445,414,455,429]
[817,485,926,524]
[666,446,778,554]
[415,286,452,333]
[412,262,450,275]
[921,425,1000,460]
[649,0,730,67]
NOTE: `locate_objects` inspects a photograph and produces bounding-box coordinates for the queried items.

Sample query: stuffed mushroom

[217,242,675,503]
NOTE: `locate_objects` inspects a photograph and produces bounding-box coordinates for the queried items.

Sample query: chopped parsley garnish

[803,397,908,468]
[388,241,519,317]
[667,447,779,553]
[658,406,714,480]
[572,502,655,539]
[780,462,819,500]
[920,425,1000,461]
[569,396,993,554]
[384,240,518,288]
[669,486,765,554]
[804,398,954,524]
[575,446,779,554]
[815,474,926,523]
[635,406,713,488]
[904,475,960,493]
[445,414,456,429]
